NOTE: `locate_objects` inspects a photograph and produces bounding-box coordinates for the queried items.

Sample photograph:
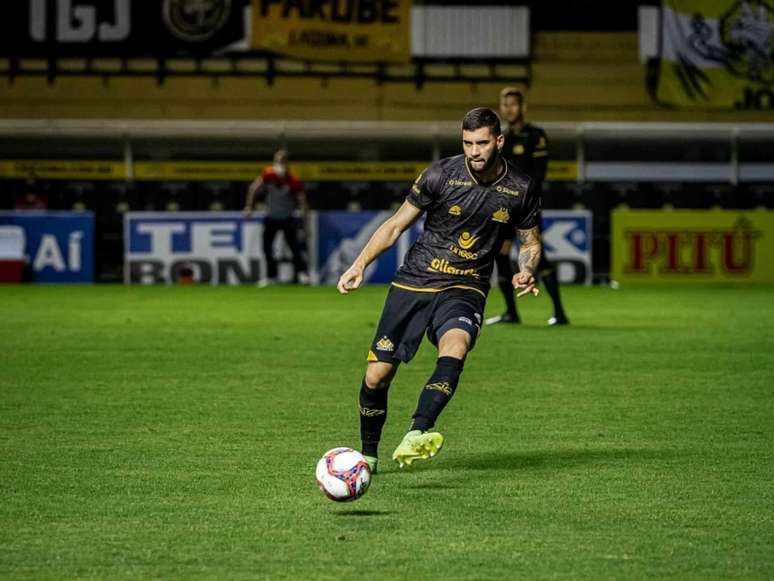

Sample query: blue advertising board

[315,211,423,285]
[0,211,95,283]
[124,210,591,286]
[539,210,593,284]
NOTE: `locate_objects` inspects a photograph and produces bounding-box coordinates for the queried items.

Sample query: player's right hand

[337,266,363,294]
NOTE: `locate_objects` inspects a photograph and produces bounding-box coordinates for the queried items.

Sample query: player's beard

[468,150,501,177]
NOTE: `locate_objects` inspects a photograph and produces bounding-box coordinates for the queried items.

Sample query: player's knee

[365,362,395,390]
[437,328,471,359]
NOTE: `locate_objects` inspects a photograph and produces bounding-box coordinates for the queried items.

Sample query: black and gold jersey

[393,154,540,296]
[502,123,549,187]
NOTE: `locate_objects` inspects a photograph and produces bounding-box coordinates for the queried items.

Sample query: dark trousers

[263,217,307,281]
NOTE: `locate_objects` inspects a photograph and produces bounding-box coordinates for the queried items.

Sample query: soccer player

[486,88,569,326]
[244,148,309,285]
[337,108,542,472]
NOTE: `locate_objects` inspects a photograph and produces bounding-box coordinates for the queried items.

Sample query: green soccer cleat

[392,430,444,468]
[364,455,378,475]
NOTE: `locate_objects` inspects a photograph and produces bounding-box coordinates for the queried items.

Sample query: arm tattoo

[517,227,542,275]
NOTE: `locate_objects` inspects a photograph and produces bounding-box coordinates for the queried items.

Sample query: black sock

[495,253,518,318]
[541,265,567,320]
[359,379,388,457]
[411,357,464,432]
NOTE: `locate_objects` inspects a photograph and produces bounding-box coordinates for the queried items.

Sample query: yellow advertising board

[0,160,125,180]
[612,210,774,284]
[134,160,428,182]
[251,0,412,63]
[0,159,578,182]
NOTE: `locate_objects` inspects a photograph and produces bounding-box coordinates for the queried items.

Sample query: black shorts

[367,286,486,364]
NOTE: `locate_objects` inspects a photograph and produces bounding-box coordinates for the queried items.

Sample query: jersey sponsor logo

[448,205,462,216]
[447,179,473,187]
[359,405,386,417]
[428,258,479,279]
[457,232,479,250]
[375,336,395,352]
[492,207,510,223]
[495,185,521,197]
[424,381,452,396]
[448,244,478,260]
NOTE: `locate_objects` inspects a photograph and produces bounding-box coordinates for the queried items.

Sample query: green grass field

[1,284,773,580]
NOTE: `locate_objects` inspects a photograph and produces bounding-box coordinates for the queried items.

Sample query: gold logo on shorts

[375,336,394,352]
[457,232,479,250]
[448,205,461,216]
[492,208,510,223]
[424,382,452,396]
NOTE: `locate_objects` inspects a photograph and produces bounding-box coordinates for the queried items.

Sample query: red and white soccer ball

[316,447,371,502]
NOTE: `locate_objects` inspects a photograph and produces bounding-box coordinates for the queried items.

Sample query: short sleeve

[532,130,549,158]
[406,163,443,210]
[288,173,304,193]
[516,180,542,230]
[261,167,273,180]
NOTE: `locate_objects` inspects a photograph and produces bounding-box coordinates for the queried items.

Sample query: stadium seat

[306,182,350,210]
[159,182,195,211]
[542,181,576,209]
[361,183,398,210]
[715,184,755,209]
[745,183,774,209]
[577,182,622,212]
[623,182,665,209]
[670,183,718,209]
[196,181,233,211]
[64,182,97,212]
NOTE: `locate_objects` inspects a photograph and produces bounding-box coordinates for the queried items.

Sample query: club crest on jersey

[495,185,520,197]
[448,205,462,216]
[457,232,479,250]
[375,336,394,352]
[513,144,525,155]
[492,208,510,223]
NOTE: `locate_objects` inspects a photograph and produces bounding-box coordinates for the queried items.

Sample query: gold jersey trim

[391,282,486,299]
[464,157,508,187]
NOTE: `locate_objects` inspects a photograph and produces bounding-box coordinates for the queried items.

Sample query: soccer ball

[316,447,371,502]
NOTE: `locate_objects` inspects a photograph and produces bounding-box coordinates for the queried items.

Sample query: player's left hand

[337,265,364,295]
[513,272,539,297]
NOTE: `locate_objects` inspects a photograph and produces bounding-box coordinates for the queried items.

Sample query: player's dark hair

[461,107,501,137]
[499,87,524,103]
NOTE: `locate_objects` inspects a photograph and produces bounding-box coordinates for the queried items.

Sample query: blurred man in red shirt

[244,149,309,285]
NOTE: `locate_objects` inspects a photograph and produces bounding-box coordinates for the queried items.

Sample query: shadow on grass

[334,510,392,517]
[439,448,675,472]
